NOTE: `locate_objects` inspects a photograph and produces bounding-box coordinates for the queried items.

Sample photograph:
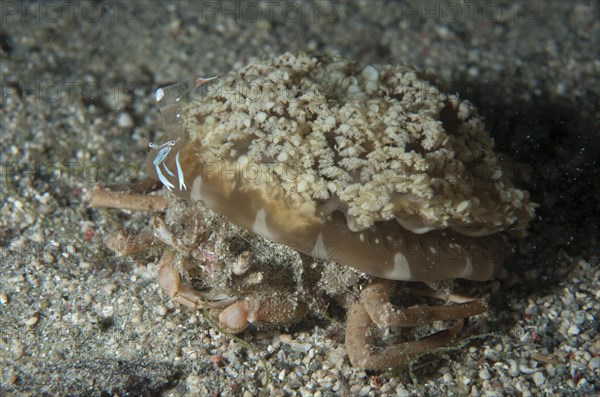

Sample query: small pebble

[396,388,410,397]
[101,306,114,317]
[24,316,39,327]
[117,112,134,128]
[567,324,580,335]
[588,357,600,371]
[479,368,491,380]
[361,65,379,81]
[12,338,24,358]
[532,371,546,387]
[156,305,168,316]
[572,311,586,325]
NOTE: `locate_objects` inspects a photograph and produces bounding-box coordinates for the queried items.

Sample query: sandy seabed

[1,1,598,396]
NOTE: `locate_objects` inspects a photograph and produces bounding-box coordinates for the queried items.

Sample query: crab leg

[91,185,168,212]
[157,251,237,310]
[346,303,464,370]
[99,178,162,195]
[362,278,487,330]
[346,278,486,370]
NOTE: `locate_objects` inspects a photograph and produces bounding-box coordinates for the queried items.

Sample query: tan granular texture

[184,52,535,237]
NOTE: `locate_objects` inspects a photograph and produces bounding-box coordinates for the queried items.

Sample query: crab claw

[219,301,251,333]
[218,297,308,334]
[157,251,236,309]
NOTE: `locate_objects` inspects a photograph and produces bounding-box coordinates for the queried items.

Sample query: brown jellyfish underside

[146,52,535,282]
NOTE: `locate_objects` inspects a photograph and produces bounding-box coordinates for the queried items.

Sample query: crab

[91,52,535,370]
